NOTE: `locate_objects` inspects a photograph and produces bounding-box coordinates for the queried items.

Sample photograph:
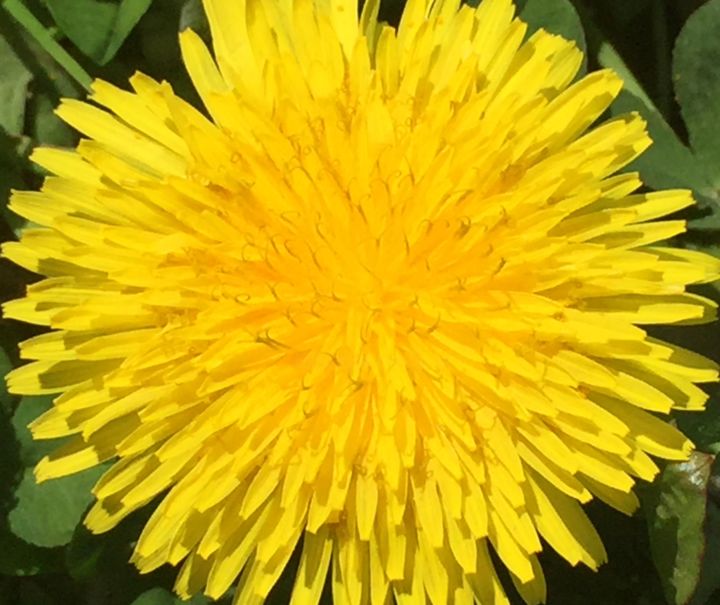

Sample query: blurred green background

[2,0,720,604]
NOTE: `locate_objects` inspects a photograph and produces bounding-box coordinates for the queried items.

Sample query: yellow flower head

[4,0,720,603]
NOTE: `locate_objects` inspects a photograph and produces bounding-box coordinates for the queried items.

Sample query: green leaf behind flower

[673,0,720,191]
[518,0,586,60]
[11,396,58,467]
[131,587,210,605]
[0,345,14,414]
[0,31,32,136]
[644,453,720,605]
[8,464,109,548]
[609,90,710,195]
[45,0,152,65]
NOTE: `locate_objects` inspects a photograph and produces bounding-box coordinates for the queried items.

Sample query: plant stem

[1,0,92,91]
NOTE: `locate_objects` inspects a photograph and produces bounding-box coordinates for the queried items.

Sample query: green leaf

[101,0,153,63]
[0,346,13,414]
[45,0,152,65]
[676,389,720,456]
[130,588,177,605]
[519,0,586,61]
[3,0,92,90]
[65,525,106,582]
[30,93,75,147]
[130,587,210,605]
[0,390,63,577]
[179,0,210,41]
[0,138,31,236]
[644,452,720,605]
[701,495,720,605]
[0,32,32,136]
[673,0,720,189]
[598,42,655,109]
[8,464,108,548]
[11,396,58,467]
[609,90,710,194]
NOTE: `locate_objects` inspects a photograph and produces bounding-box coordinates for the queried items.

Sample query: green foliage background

[1,0,720,604]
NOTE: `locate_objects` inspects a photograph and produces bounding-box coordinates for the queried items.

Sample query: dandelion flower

[4,0,720,603]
